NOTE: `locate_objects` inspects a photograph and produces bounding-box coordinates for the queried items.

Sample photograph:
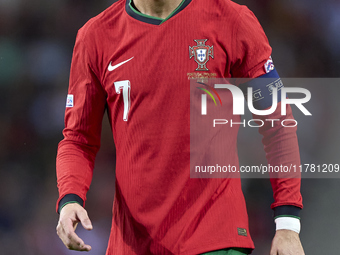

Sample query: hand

[270,229,305,255]
[56,203,93,251]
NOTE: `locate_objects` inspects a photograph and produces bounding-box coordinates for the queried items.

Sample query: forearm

[257,103,303,210]
[56,139,99,213]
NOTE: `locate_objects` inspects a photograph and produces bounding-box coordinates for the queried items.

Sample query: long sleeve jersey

[56,0,302,254]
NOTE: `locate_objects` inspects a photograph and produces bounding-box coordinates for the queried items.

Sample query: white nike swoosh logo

[108,57,134,71]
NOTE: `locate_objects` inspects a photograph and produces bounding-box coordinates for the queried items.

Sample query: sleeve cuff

[58,194,84,214]
[273,205,301,219]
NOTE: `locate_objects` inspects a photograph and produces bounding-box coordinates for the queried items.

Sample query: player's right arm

[56,26,107,251]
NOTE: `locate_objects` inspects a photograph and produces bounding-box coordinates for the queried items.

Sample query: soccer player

[56,0,305,254]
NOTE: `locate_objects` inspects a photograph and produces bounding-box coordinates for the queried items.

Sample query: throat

[132,0,184,19]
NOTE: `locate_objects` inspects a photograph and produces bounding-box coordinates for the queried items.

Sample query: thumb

[77,208,93,230]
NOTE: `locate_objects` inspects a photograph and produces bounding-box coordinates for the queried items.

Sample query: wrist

[275,217,301,234]
[58,194,84,214]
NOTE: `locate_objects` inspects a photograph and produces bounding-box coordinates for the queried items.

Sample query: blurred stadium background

[0,0,339,254]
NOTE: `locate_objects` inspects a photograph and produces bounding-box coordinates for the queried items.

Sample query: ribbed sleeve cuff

[273,205,301,219]
[58,194,84,214]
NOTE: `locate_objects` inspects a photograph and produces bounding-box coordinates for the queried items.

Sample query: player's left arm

[245,73,305,255]
[241,68,305,255]
[231,6,304,255]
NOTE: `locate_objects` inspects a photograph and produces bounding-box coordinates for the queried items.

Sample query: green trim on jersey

[59,201,82,212]
[274,215,301,220]
[161,0,186,24]
[126,0,191,25]
[200,248,250,255]
[129,0,163,21]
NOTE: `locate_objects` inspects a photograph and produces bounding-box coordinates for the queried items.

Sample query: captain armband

[239,68,283,110]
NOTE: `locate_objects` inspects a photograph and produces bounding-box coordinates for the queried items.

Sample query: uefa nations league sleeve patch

[66,94,74,107]
[264,56,275,73]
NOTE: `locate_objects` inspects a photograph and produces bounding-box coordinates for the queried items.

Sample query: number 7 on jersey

[114,80,131,121]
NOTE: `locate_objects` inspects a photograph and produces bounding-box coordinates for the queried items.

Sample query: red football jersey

[56,0,302,254]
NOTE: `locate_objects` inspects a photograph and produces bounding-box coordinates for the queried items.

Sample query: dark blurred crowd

[0,0,339,254]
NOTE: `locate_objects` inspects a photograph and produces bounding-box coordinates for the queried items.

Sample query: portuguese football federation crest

[189,39,214,71]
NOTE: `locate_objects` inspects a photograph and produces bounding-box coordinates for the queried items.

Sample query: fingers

[56,203,92,251]
[57,219,92,251]
[269,248,277,255]
[77,208,93,231]
[269,242,277,255]
[270,230,304,255]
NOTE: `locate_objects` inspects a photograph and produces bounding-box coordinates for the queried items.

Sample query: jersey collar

[125,0,192,25]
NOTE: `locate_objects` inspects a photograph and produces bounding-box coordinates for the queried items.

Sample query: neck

[133,0,183,19]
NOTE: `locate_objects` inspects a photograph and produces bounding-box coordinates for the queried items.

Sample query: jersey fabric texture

[56,0,303,254]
